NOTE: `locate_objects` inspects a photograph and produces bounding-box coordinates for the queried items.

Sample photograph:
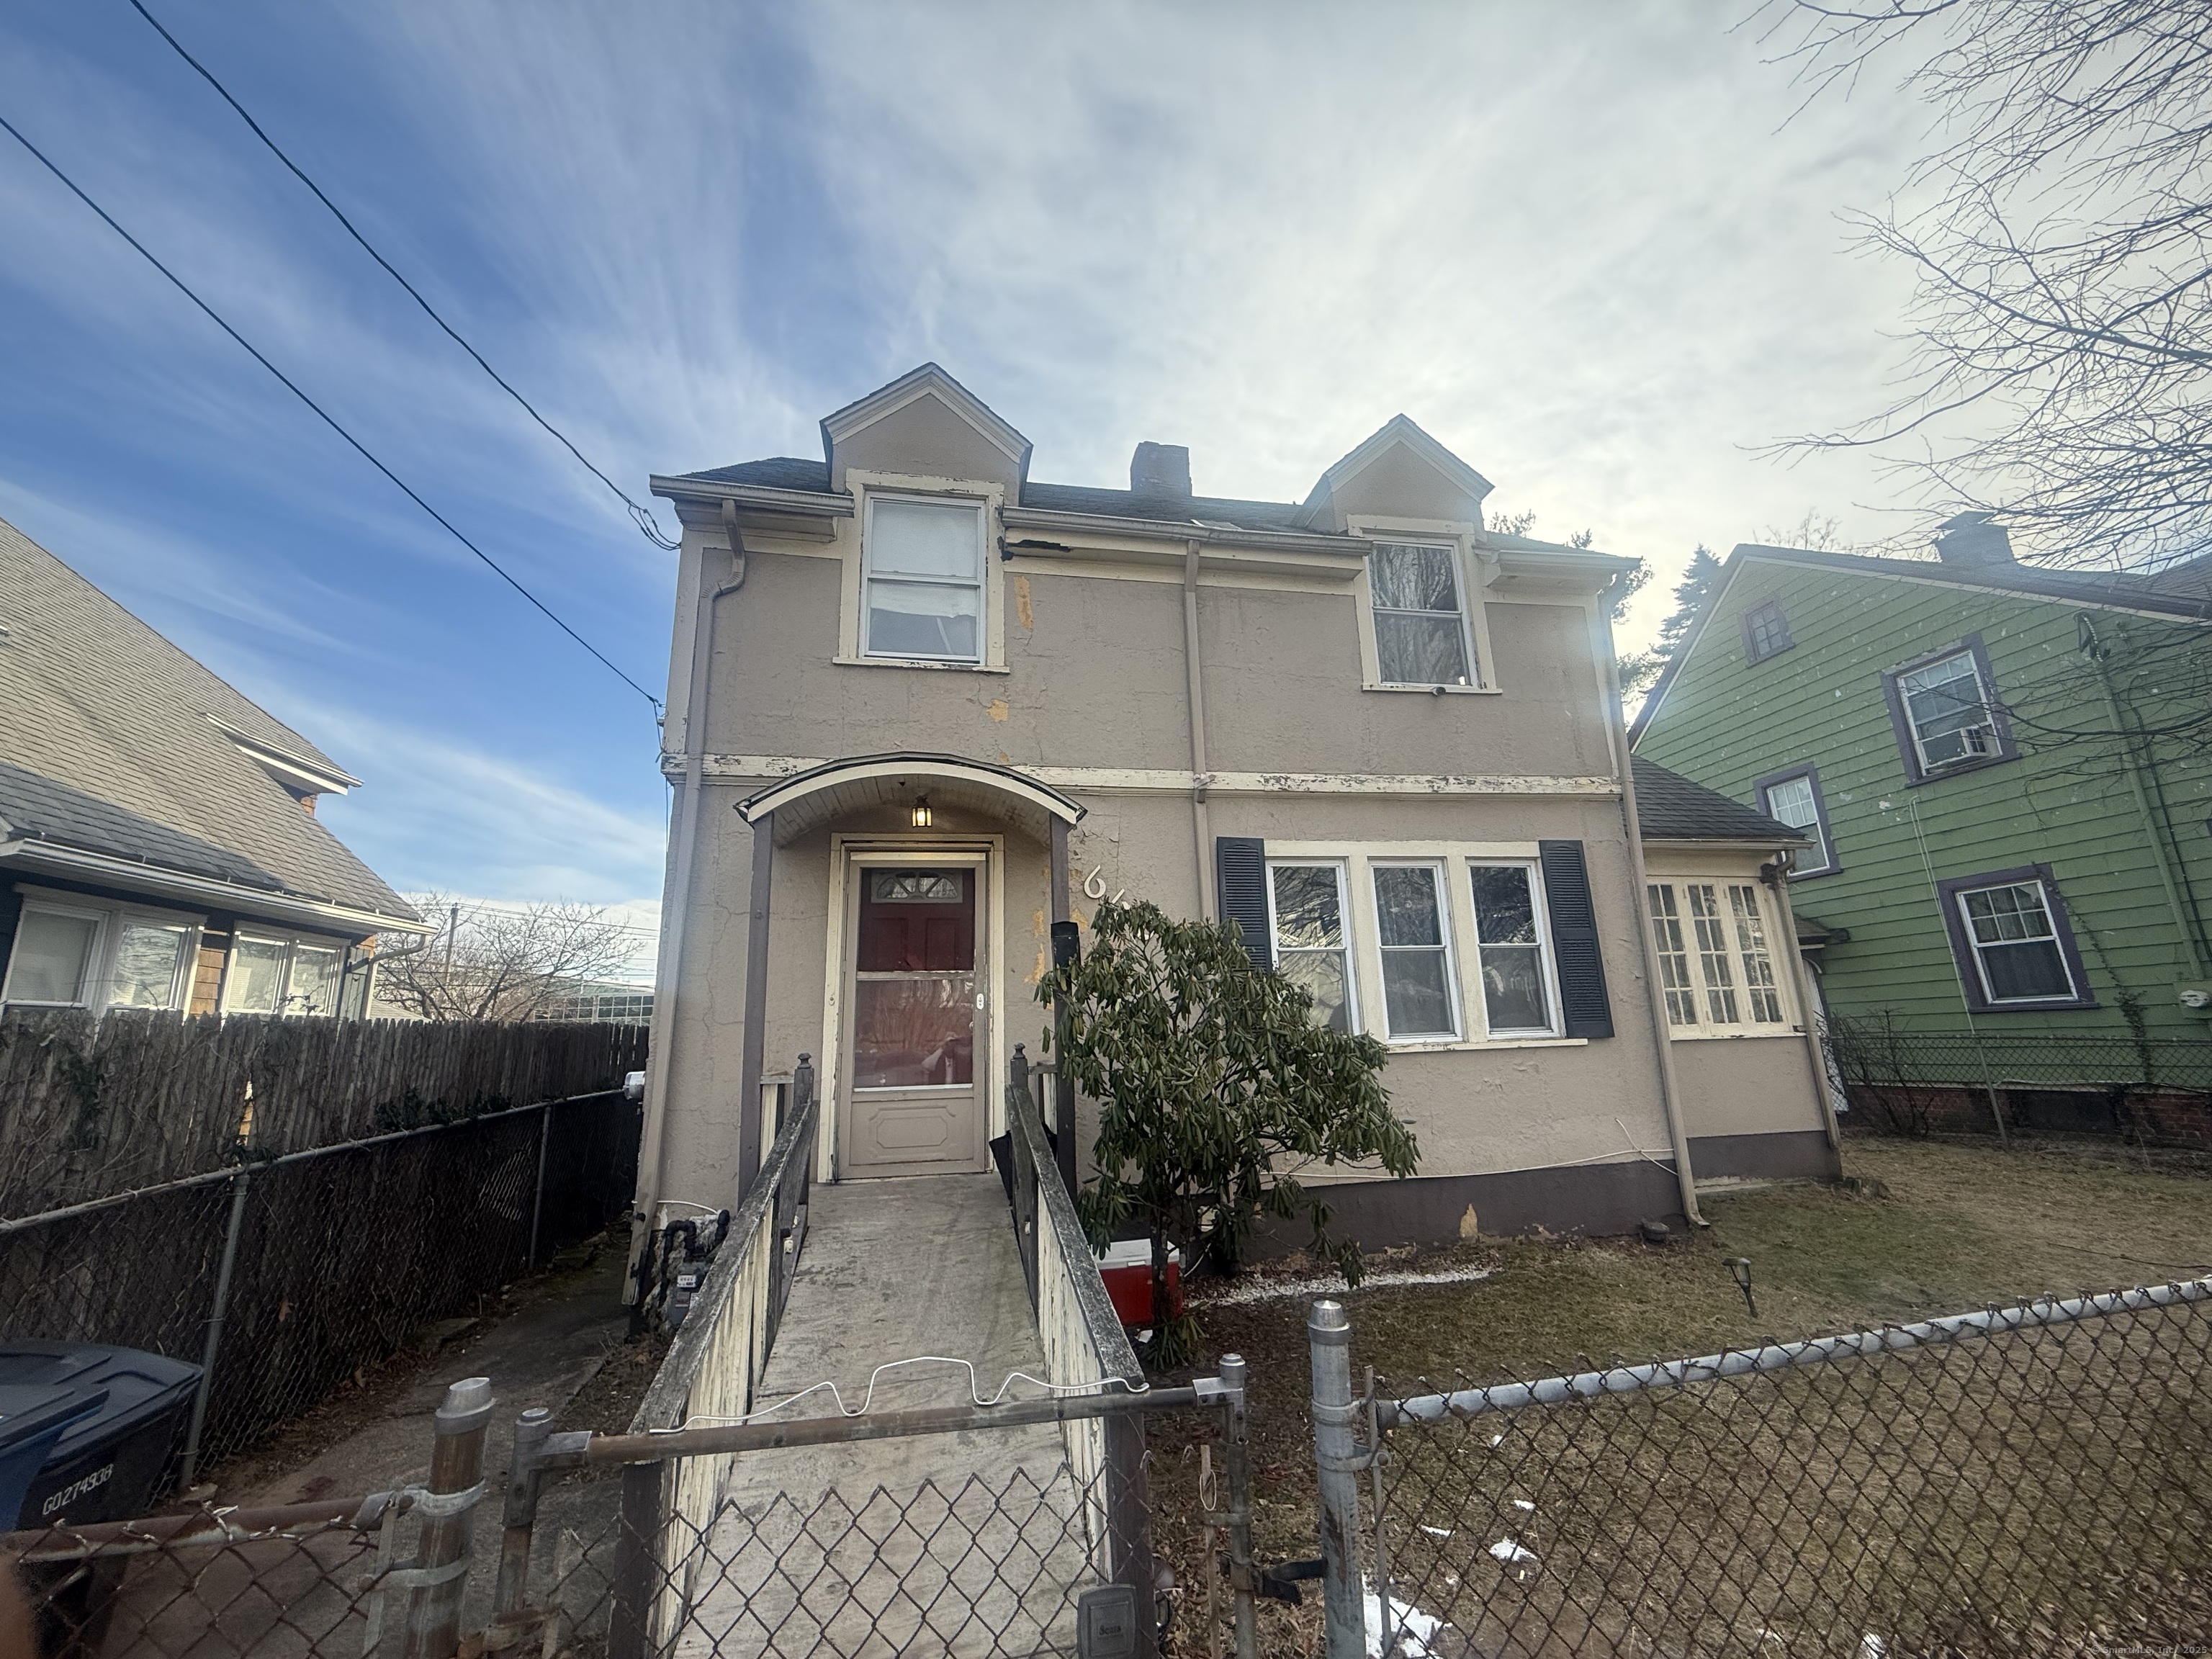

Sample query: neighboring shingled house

[0,516,427,1017]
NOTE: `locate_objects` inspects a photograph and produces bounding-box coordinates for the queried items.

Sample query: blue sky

[0,1,1930,918]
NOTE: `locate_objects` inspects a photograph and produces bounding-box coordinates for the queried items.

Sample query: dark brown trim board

[1688,1130,1840,1182]
[1253,1158,1686,1253]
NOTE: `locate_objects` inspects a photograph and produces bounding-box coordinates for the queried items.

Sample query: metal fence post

[1308,1300,1367,1659]
[493,1406,553,1628]
[405,1377,493,1659]
[1218,1353,1259,1659]
[528,1102,554,1266]
[178,1167,251,1489]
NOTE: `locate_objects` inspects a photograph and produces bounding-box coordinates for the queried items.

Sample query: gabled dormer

[1299,413,1494,534]
[821,363,1032,495]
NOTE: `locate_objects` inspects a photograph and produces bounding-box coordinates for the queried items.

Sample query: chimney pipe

[1933,512,2013,567]
[1130,441,1192,501]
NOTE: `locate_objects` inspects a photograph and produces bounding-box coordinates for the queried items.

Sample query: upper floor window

[1740,600,1793,664]
[1,893,200,1012]
[1266,862,1357,1033]
[1883,638,2014,782]
[1933,866,2093,1011]
[861,495,986,662]
[1367,541,1475,687]
[1756,765,1838,877]
[1645,879,1787,1035]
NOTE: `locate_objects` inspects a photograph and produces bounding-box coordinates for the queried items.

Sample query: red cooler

[1099,1240,1182,1327]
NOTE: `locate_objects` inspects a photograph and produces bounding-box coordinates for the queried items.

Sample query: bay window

[1645,878,1790,1035]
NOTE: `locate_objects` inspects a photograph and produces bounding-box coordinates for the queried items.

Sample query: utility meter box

[1076,1583,1138,1659]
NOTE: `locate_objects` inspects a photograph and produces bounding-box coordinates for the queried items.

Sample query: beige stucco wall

[1671,1035,1828,1142]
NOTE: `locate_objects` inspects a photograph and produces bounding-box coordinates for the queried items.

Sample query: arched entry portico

[736,755,1084,1186]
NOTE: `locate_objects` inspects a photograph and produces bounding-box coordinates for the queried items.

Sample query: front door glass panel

[853,868,975,1089]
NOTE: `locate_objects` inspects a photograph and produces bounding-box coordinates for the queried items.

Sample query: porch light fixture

[910,795,933,830]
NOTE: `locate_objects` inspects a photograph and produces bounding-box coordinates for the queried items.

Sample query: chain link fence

[1340,1280,2212,1658]
[0,1089,640,1479]
[1828,1017,2212,1148]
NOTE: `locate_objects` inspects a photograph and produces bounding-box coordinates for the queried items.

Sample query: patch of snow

[1419,1524,1452,1538]
[1487,1537,1538,1565]
[1362,1590,1445,1658]
[1202,1264,1498,1307]
[1858,1638,1887,1658]
[1511,1498,1534,1511]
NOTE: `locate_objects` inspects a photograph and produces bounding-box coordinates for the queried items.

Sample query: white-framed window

[1757,767,1836,876]
[1645,879,1789,1035]
[1893,649,1999,773]
[224,932,348,1017]
[860,493,987,662]
[1367,541,1476,687]
[1467,863,1557,1036]
[1953,879,2077,1004]
[1266,862,1357,1033]
[1370,863,1460,1039]
[2,892,204,1012]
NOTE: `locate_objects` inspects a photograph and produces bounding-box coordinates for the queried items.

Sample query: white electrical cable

[670,1354,1149,1430]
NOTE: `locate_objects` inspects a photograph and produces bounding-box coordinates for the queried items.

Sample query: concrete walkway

[676,1176,1096,1658]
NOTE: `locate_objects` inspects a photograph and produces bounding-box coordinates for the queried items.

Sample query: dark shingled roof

[671,457,1334,537]
[1632,756,1805,844]
[0,517,419,925]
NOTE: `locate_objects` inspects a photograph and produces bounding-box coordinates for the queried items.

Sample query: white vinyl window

[862,495,986,662]
[107,920,197,1010]
[1467,863,1557,1035]
[1954,881,2077,1004]
[1367,541,1475,686]
[1759,772,1835,875]
[224,932,349,1017]
[1645,880,1788,1034]
[1370,863,1460,1039]
[1267,863,1357,1033]
[3,904,107,1007]
[1896,650,1999,772]
[3,896,202,1012]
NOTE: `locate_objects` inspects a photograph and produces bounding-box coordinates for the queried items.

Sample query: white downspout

[626,510,744,1304]
[1183,537,1215,919]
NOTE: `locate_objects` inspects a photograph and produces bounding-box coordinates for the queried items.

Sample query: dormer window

[862,495,986,662]
[1367,541,1475,686]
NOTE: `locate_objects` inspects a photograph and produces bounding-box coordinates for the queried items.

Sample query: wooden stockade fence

[0,1009,648,1219]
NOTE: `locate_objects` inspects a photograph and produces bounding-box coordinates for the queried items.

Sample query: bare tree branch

[373,896,640,1022]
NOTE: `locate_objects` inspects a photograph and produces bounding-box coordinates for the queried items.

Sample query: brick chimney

[1933,512,2013,567]
[1130,441,1192,501]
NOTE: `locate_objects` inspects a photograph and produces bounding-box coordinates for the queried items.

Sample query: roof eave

[0,836,431,935]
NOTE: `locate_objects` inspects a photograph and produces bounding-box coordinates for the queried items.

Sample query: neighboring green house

[1631,518,2212,1130]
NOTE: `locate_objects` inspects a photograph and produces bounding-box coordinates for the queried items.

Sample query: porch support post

[1049,818,1079,1192]
[737,808,775,1199]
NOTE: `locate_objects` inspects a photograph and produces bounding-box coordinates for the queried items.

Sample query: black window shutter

[1214,837,1272,968]
[1539,840,1614,1038]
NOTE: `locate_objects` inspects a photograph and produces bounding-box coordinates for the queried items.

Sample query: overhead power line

[0,110,664,714]
[126,0,682,552]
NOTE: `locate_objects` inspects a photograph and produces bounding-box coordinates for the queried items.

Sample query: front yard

[1149,1135,2212,1655]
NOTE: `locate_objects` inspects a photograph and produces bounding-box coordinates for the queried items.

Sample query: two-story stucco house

[631,365,1834,1282]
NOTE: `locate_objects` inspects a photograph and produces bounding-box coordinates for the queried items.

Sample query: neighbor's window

[1267,863,1357,1032]
[1758,768,1836,876]
[1741,600,1794,664]
[1894,648,2000,773]
[3,904,104,1006]
[1367,541,1475,686]
[1954,879,2077,1004]
[1646,880,1788,1033]
[1467,863,1556,1035]
[225,933,348,1017]
[1371,863,1458,1039]
[107,920,195,1010]
[862,495,986,662]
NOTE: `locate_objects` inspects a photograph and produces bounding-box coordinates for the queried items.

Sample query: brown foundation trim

[1688,1130,1840,1182]
[1254,1158,1686,1254]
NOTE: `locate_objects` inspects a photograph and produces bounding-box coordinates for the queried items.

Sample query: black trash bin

[0,1343,202,1529]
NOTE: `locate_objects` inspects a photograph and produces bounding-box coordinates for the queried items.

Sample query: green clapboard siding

[1635,554,2212,1056]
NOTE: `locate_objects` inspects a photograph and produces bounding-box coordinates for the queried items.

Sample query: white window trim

[1262,842,1586,1051]
[837,472,1007,672]
[1264,860,1362,1035]
[1758,770,1835,876]
[3,886,205,1013]
[1643,876,1797,1039]
[1898,649,1998,773]
[1953,879,2080,1006]
[1347,520,1498,694]
[1367,860,1465,1042]
[1465,859,1563,1040]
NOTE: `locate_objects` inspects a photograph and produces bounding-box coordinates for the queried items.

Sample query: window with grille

[1741,600,1794,664]
[1645,879,1789,1034]
[1367,541,1475,686]
[1943,875,2086,1007]
[1757,768,1837,876]
[1885,641,2013,779]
